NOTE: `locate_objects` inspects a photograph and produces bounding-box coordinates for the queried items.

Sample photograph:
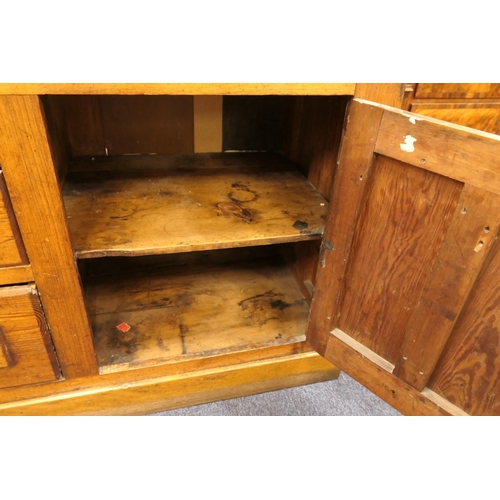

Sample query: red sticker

[116,322,131,332]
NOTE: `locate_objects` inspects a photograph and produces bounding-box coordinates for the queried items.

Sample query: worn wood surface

[415,83,500,99]
[394,185,500,389]
[0,348,338,416]
[0,265,34,286]
[323,331,451,416]
[0,95,98,378]
[85,250,309,372]
[428,237,500,415]
[306,100,385,354]
[337,155,462,363]
[0,285,59,389]
[64,153,328,258]
[99,96,194,154]
[0,83,356,96]
[411,103,500,134]
[374,105,500,196]
[0,172,27,268]
[193,96,223,153]
[63,96,107,156]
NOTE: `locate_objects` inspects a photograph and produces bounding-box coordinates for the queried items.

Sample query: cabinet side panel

[337,155,462,364]
[428,238,500,415]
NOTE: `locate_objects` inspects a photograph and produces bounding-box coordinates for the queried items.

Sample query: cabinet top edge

[0,83,356,96]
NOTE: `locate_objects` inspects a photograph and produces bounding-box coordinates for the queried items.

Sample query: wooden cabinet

[0,84,499,416]
[408,83,500,135]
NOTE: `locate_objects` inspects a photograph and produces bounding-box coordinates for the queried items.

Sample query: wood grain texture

[323,331,451,416]
[374,106,500,196]
[287,96,350,199]
[63,96,106,156]
[338,155,462,363]
[99,96,194,154]
[411,103,500,135]
[306,100,384,354]
[0,95,98,378]
[85,252,309,373]
[0,172,27,267]
[354,84,407,107]
[415,83,500,99]
[193,96,223,153]
[64,153,328,258]
[394,186,500,389]
[0,265,34,286]
[0,349,338,416]
[0,83,356,96]
[428,238,500,415]
[0,285,59,389]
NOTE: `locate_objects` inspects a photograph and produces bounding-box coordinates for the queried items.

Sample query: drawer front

[415,83,500,99]
[0,284,60,389]
[0,171,28,268]
[411,103,500,135]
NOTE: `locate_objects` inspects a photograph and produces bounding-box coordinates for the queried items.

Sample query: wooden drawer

[411,103,500,135]
[415,83,500,99]
[0,171,28,267]
[0,284,60,389]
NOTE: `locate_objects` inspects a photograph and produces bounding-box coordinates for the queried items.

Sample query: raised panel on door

[0,284,60,389]
[307,98,500,416]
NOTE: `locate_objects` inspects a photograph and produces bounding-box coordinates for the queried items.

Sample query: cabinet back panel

[337,154,462,364]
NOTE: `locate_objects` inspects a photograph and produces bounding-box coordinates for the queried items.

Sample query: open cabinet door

[307,99,500,416]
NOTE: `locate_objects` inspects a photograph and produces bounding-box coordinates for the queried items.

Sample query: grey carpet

[150,372,401,416]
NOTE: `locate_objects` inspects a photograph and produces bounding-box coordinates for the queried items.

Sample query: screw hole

[461,207,467,214]
[420,158,426,164]
[484,226,490,233]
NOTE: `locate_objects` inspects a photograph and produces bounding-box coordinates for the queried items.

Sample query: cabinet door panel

[0,285,60,389]
[0,171,27,268]
[308,99,500,415]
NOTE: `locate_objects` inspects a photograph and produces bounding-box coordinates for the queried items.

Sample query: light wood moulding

[0,83,356,96]
[64,153,329,259]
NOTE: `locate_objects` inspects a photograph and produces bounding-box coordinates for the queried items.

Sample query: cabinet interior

[41,94,350,372]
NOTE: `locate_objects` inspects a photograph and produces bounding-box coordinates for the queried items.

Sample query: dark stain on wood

[228,182,258,203]
[179,321,187,355]
[270,299,292,311]
[293,220,308,230]
[216,201,253,223]
[156,336,170,352]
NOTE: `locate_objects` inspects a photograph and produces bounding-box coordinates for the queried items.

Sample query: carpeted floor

[150,372,401,416]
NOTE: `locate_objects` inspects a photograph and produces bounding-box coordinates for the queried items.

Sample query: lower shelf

[84,247,310,373]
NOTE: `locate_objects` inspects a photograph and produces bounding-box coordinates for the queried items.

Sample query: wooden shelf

[64,153,329,259]
[84,248,309,373]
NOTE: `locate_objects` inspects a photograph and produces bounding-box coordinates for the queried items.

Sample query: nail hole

[461,208,467,214]
[474,241,485,252]
[420,158,426,164]
[402,355,407,360]
[359,175,363,180]
[419,370,424,375]
[484,226,490,233]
